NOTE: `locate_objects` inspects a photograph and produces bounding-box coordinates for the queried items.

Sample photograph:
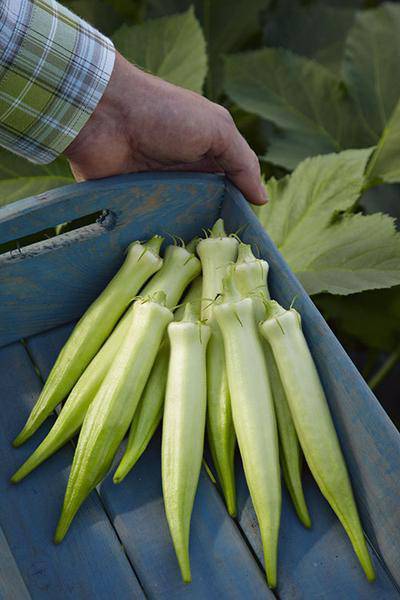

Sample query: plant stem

[368,345,400,391]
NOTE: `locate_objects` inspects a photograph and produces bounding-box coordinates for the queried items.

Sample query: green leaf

[0,148,73,206]
[294,212,400,295]
[264,2,355,75]
[343,2,400,141]
[147,0,267,99]
[0,176,74,207]
[255,148,372,247]
[254,149,400,295]
[112,7,207,93]
[0,148,71,179]
[366,99,400,184]
[63,0,124,34]
[317,286,400,352]
[224,48,370,169]
[198,0,267,99]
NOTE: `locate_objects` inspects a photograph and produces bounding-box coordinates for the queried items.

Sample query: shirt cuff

[0,0,115,164]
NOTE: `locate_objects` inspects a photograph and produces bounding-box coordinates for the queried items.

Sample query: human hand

[64,52,267,205]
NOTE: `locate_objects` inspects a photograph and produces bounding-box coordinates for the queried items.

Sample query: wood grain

[0,173,224,347]
[0,342,144,599]
[0,526,30,600]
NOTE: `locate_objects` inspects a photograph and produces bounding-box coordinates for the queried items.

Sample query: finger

[216,129,267,205]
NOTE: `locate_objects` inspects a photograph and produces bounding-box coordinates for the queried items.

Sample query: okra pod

[214,272,281,588]
[113,339,169,483]
[11,316,127,483]
[54,292,173,542]
[259,302,375,582]
[142,243,201,307]
[12,244,200,480]
[234,243,310,527]
[13,237,163,447]
[114,276,203,483]
[162,303,210,582]
[197,219,238,517]
[173,275,202,321]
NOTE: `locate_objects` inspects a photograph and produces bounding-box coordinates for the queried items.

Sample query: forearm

[0,0,115,163]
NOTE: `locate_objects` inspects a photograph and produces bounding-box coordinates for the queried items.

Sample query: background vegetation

[1,0,399,422]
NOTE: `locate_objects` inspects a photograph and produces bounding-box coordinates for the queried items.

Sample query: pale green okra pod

[114,275,203,483]
[259,302,375,582]
[197,219,238,517]
[234,243,310,528]
[55,291,173,542]
[13,237,163,447]
[162,303,210,583]
[214,272,281,589]
[12,244,200,481]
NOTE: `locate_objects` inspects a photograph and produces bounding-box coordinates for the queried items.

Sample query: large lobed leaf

[226,2,400,180]
[263,1,355,75]
[343,2,400,141]
[366,99,400,185]
[224,49,371,169]
[255,149,400,295]
[112,7,207,94]
[147,0,268,100]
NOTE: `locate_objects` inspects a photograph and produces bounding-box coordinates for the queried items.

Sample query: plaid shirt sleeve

[0,0,115,163]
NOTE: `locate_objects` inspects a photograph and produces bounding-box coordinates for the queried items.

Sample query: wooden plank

[0,172,224,245]
[221,184,400,596]
[0,526,31,600]
[0,173,224,347]
[27,325,273,600]
[0,342,144,600]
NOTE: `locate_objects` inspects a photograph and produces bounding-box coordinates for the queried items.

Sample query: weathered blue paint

[0,173,399,599]
[221,184,400,594]
[0,525,30,600]
[0,173,224,347]
[0,342,144,600]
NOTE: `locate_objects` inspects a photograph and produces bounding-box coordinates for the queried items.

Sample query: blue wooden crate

[0,173,399,600]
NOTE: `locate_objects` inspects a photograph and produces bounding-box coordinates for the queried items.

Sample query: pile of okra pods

[11,219,375,588]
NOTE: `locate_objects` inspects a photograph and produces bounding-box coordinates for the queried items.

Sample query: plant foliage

[0,0,399,384]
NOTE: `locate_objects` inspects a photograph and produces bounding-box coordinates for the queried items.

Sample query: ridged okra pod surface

[233,243,310,527]
[113,339,170,483]
[11,315,129,483]
[162,304,210,583]
[55,292,172,542]
[259,304,375,582]
[14,237,163,447]
[197,219,238,517]
[214,279,281,589]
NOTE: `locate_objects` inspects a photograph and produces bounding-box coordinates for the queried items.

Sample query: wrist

[64,52,132,161]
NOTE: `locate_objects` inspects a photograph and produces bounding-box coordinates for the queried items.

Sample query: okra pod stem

[14,237,163,447]
[259,302,375,582]
[54,292,173,542]
[141,243,201,308]
[197,219,238,517]
[162,303,210,582]
[214,272,281,588]
[234,243,310,527]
